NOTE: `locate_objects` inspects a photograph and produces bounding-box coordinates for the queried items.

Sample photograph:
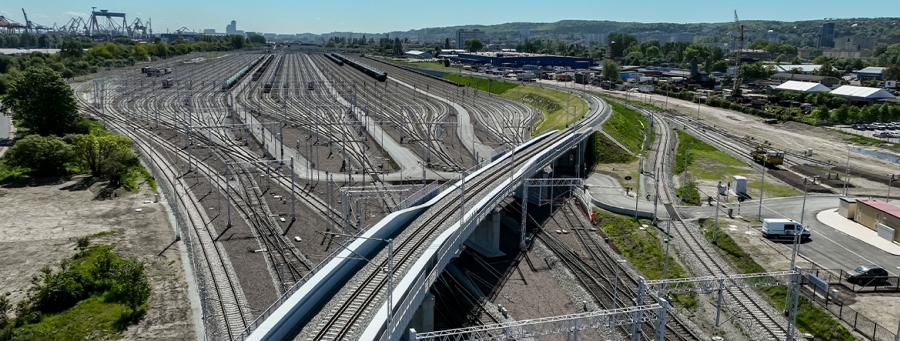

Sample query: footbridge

[236,91,611,341]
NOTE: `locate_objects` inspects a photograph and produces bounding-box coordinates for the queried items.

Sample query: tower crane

[732,10,745,98]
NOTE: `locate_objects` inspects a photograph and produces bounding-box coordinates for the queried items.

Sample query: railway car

[222,55,266,91]
[334,54,386,82]
[750,145,785,166]
[325,53,344,66]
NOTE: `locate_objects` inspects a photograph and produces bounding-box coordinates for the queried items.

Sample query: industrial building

[853,198,900,242]
[770,64,826,75]
[455,29,486,49]
[451,52,593,69]
[770,73,842,88]
[857,67,886,80]
[226,20,244,36]
[404,50,433,59]
[818,22,836,48]
[773,81,832,93]
[830,85,897,104]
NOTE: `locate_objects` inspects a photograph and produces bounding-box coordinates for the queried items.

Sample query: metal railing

[801,269,899,341]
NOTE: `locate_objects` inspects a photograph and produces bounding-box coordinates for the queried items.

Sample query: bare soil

[0,176,195,340]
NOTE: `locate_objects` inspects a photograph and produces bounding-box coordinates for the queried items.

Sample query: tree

[607,33,637,59]
[464,39,483,53]
[444,38,451,49]
[69,134,135,180]
[5,135,74,175]
[711,60,727,72]
[814,61,841,78]
[682,44,710,65]
[601,59,621,81]
[883,64,900,81]
[1,66,81,136]
[248,33,266,45]
[229,35,244,49]
[112,259,151,313]
[59,39,83,59]
[813,107,831,125]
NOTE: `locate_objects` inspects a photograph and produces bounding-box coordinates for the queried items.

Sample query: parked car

[845,265,890,284]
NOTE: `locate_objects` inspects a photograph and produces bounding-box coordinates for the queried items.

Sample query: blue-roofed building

[857,67,886,80]
[404,50,433,59]
[451,52,593,69]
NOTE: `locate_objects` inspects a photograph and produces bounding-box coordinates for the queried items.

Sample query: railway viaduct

[236,91,611,341]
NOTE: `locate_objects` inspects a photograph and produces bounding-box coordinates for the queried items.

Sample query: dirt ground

[0,175,195,340]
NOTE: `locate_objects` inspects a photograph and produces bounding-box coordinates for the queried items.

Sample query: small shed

[731,176,747,196]
[856,67,886,80]
[838,197,858,219]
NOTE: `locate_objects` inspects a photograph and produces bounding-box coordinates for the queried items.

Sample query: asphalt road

[680,195,900,275]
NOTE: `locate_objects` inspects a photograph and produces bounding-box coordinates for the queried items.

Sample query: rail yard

[4,41,896,341]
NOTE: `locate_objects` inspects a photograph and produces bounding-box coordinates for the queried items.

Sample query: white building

[773,81,832,93]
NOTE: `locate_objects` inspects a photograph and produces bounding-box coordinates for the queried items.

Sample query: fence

[805,268,900,293]
[801,269,899,341]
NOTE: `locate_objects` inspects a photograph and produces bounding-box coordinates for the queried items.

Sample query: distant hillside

[300,18,900,48]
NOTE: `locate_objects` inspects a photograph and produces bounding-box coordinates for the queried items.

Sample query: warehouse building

[451,52,593,69]
[830,85,897,104]
[404,51,433,59]
[770,73,842,88]
[853,198,900,242]
[857,67,886,80]
[773,81,832,93]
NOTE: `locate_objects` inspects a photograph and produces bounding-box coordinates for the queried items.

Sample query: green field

[602,101,654,154]
[701,223,855,341]
[391,60,456,72]
[500,86,588,134]
[443,74,519,95]
[586,132,636,166]
[674,130,745,177]
[594,209,697,308]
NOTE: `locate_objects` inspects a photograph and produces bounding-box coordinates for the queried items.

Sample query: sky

[6,0,900,35]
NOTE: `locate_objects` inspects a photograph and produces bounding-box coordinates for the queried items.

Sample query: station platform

[816,208,900,256]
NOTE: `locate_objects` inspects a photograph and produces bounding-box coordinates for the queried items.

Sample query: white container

[732,175,747,195]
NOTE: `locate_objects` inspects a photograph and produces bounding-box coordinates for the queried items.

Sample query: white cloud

[316,17,321,20]
[34,13,50,19]
[0,11,11,17]
[65,11,87,18]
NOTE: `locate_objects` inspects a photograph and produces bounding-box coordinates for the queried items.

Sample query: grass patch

[746,178,802,198]
[701,222,855,340]
[602,101,653,154]
[593,209,697,309]
[676,181,701,206]
[0,160,28,182]
[443,74,519,95]
[7,295,135,341]
[390,60,455,72]
[2,243,150,341]
[675,130,745,180]
[587,132,636,166]
[120,163,156,193]
[500,86,588,134]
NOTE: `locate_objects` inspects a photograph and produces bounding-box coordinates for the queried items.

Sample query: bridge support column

[464,207,506,258]
[408,293,435,334]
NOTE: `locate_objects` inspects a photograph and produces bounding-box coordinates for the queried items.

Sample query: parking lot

[838,123,900,142]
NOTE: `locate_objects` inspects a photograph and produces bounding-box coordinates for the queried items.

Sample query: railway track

[633,103,794,341]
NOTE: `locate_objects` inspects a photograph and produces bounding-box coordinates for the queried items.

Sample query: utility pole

[758,155,768,221]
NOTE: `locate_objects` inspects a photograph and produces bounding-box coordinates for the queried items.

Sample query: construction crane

[0,15,26,34]
[731,10,745,98]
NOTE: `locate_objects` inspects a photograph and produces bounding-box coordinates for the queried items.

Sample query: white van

[761,219,810,240]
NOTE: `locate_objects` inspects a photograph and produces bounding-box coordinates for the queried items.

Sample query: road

[679,196,900,275]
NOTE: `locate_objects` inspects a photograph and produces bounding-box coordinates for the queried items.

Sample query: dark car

[845,265,890,284]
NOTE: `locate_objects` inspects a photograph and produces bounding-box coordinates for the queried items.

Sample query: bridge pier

[464,207,506,258]
[406,292,435,336]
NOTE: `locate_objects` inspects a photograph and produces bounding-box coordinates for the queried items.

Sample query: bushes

[1,242,151,341]
[3,135,73,176]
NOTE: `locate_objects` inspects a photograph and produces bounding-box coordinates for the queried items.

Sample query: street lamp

[712,181,725,243]
[888,174,900,204]
[325,232,395,328]
[758,154,768,221]
[799,176,819,225]
[843,144,853,196]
